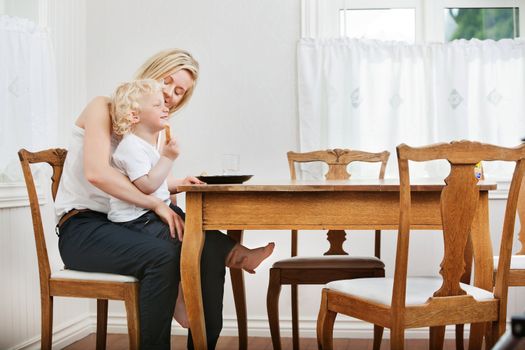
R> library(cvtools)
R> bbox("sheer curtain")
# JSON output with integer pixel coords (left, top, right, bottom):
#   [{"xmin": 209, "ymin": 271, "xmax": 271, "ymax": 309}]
[
  {"xmin": 298, "ymin": 38, "xmax": 525, "ymax": 179},
  {"xmin": 0, "ymin": 15, "xmax": 57, "ymax": 182}
]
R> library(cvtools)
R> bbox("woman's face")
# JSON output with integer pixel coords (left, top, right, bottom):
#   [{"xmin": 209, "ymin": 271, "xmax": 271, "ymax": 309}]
[{"xmin": 162, "ymin": 69, "xmax": 194, "ymax": 109}]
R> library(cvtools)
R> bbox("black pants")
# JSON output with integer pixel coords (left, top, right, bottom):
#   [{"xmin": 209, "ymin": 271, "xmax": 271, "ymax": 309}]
[{"xmin": 58, "ymin": 205, "xmax": 236, "ymax": 350}]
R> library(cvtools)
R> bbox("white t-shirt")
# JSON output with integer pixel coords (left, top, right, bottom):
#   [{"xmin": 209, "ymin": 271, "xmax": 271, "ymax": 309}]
[
  {"xmin": 55, "ymin": 125, "xmax": 116, "ymax": 218},
  {"xmin": 108, "ymin": 133, "xmax": 170, "ymax": 222}
]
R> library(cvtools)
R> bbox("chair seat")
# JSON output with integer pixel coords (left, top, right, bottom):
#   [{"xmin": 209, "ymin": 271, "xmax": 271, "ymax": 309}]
[
  {"xmin": 272, "ymin": 256, "xmax": 384, "ymax": 269},
  {"xmin": 51, "ymin": 269, "xmax": 138, "ymax": 282},
  {"xmin": 493, "ymin": 255, "xmax": 525, "ymax": 269},
  {"xmin": 326, "ymin": 277, "xmax": 494, "ymax": 306}
]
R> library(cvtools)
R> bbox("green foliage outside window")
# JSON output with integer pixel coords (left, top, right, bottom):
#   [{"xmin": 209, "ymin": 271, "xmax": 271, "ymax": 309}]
[{"xmin": 448, "ymin": 8, "xmax": 519, "ymax": 41}]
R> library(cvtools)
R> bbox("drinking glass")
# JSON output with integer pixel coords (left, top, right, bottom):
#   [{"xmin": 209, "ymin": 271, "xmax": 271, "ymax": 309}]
[{"xmin": 222, "ymin": 154, "xmax": 240, "ymax": 175}]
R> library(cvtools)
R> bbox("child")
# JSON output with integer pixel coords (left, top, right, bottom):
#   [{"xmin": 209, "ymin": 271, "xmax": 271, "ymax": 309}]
[{"xmin": 108, "ymin": 79, "xmax": 274, "ymax": 328}]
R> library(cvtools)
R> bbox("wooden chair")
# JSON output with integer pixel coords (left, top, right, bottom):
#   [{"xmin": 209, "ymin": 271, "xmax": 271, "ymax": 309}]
[
  {"xmin": 455, "ymin": 168, "xmax": 525, "ymax": 350},
  {"xmin": 317, "ymin": 141, "xmax": 525, "ymax": 350},
  {"xmin": 18, "ymin": 148, "xmax": 140, "ymax": 350},
  {"xmin": 494, "ymin": 179, "xmax": 525, "ymax": 286},
  {"xmin": 266, "ymin": 148, "xmax": 390, "ymax": 350}
]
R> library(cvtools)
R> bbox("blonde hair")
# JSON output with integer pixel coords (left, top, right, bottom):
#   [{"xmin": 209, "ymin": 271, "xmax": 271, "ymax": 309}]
[
  {"xmin": 135, "ymin": 48, "xmax": 199, "ymax": 114},
  {"xmin": 110, "ymin": 79, "xmax": 162, "ymax": 136}
]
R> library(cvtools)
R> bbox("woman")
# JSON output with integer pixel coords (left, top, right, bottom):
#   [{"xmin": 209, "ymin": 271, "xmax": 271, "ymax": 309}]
[{"xmin": 55, "ymin": 49, "xmax": 234, "ymax": 350}]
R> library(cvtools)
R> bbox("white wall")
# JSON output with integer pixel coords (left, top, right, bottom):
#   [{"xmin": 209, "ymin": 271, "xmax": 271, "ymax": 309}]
[{"xmin": 84, "ymin": 0, "xmax": 302, "ymax": 338}]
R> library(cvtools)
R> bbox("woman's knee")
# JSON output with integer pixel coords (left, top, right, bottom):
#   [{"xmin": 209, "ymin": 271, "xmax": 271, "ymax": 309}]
[{"xmin": 147, "ymin": 240, "xmax": 181, "ymax": 275}]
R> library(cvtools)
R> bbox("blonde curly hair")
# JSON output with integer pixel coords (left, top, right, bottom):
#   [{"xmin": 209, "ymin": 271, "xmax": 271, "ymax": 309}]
[{"xmin": 110, "ymin": 79, "xmax": 162, "ymax": 136}]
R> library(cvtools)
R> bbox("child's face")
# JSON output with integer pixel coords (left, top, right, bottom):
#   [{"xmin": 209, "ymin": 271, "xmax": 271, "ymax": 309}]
[{"xmin": 137, "ymin": 92, "xmax": 170, "ymax": 132}]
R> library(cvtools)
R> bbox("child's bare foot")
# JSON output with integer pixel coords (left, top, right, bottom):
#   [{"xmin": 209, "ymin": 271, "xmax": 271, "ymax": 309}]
[
  {"xmin": 173, "ymin": 286, "xmax": 189, "ymax": 328},
  {"xmin": 226, "ymin": 242, "xmax": 275, "ymax": 274}
]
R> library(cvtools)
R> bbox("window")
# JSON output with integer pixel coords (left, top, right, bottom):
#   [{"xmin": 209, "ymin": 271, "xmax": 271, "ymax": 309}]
[
  {"xmin": 444, "ymin": 7, "xmax": 519, "ymax": 41},
  {"xmin": 0, "ymin": 0, "xmax": 51, "ymax": 207},
  {"xmin": 302, "ymin": 0, "xmax": 525, "ymax": 42},
  {"xmin": 340, "ymin": 8, "xmax": 416, "ymax": 42}
]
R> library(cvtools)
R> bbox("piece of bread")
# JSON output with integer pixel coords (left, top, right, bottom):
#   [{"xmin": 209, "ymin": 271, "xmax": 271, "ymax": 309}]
[{"xmin": 164, "ymin": 124, "xmax": 171, "ymax": 144}]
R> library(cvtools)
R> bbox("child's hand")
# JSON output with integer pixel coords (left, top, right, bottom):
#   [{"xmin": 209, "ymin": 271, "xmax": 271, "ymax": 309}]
[{"xmin": 162, "ymin": 138, "xmax": 180, "ymax": 160}]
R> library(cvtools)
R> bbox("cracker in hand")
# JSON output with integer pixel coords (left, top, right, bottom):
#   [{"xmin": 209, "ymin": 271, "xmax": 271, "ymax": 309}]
[{"xmin": 164, "ymin": 124, "xmax": 172, "ymax": 144}]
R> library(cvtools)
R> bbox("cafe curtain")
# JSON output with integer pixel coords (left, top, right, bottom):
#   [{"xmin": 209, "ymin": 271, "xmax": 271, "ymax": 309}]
[
  {"xmin": 0, "ymin": 15, "xmax": 57, "ymax": 182},
  {"xmin": 298, "ymin": 38, "xmax": 525, "ymax": 179}
]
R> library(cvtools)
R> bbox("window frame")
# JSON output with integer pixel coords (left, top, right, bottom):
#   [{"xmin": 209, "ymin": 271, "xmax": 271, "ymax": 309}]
[{"xmin": 302, "ymin": 0, "xmax": 525, "ymax": 42}]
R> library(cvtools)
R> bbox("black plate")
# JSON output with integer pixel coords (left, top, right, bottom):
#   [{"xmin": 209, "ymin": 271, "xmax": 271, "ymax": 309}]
[{"xmin": 197, "ymin": 175, "xmax": 253, "ymax": 184}]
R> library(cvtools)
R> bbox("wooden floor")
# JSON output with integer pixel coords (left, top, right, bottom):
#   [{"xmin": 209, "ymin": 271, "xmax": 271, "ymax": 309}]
[{"xmin": 64, "ymin": 333, "xmax": 466, "ymax": 350}]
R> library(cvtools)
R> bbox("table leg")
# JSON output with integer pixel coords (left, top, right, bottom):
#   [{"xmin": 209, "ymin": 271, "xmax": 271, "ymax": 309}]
[
  {"xmin": 181, "ymin": 193, "xmax": 207, "ymax": 349},
  {"xmin": 227, "ymin": 230, "xmax": 248, "ymax": 350},
  {"xmin": 469, "ymin": 192, "xmax": 493, "ymax": 349}
]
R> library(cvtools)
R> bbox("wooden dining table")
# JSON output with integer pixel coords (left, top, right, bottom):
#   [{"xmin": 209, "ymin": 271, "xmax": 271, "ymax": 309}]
[{"xmin": 178, "ymin": 178, "xmax": 497, "ymax": 349}]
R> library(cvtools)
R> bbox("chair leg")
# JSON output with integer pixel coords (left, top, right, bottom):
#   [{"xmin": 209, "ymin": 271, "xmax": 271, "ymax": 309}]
[
  {"xmin": 485, "ymin": 321, "xmax": 501, "ymax": 349},
  {"xmin": 96, "ymin": 299, "xmax": 108, "ymax": 350},
  {"xmin": 390, "ymin": 326, "xmax": 404, "ymax": 350},
  {"xmin": 124, "ymin": 284, "xmax": 140, "ymax": 350},
  {"xmin": 375, "ymin": 229, "xmax": 381, "ymax": 259},
  {"xmin": 467, "ymin": 322, "xmax": 484, "ymax": 350},
  {"xmin": 429, "ymin": 326, "xmax": 445, "ymax": 350},
  {"xmin": 373, "ymin": 324, "xmax": 384, "ymax": 350},
  {"xmin": 317, "ymin": 289, "xmax": 336, "ymax": 350},
  {"xmin": 230, "ymin": 267, "xmax": 247, "ymax": 350},
  {"xmin": 228, "ymin": 229, "xmax": 247, "ymax": 350},
  {"xmin": 267, "ymin": 268, "xmax": 282, "ymax": 350},
  {"xmin": 291, "ymin": 284, "xmax": 300, "ymax": 350},
  {"xmin": 41, "ymin": 295, "xmax": 53, "ymax": 350},
  {"xmin": 455, "ymin": 324, "xmax": 465, "ymax": 350}
]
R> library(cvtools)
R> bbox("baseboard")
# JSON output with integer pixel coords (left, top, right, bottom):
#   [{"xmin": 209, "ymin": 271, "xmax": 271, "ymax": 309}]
[
  {"xmin": 11, "ymin": 314, "xmax": 93, "ymax": 350},
  {"xmin": 105, "ymin": 313, "xmax": 473, "ymax": 339},
  {"xmin": 14, "ymin": 312, "xmax": 505, "ymax": 349}
]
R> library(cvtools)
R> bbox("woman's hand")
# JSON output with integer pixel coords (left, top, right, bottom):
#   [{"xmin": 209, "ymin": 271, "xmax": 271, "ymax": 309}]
[
  {"xmin": 167, "ymin": 175, "xmax": 205, "ymax": 195},
  {"xmin": 181, "ymin": 176, "xmax": 205, "ymax": 185},
  {"xmin": 153, "ymin": 201, "xmax": 184, "ymax": 241}
]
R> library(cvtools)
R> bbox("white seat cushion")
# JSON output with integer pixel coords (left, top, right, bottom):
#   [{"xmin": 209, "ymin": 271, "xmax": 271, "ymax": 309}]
[
  {"xmin": 494, "ymin": 255, "xmax": 525, "ymax": 270},
  {"xmin": 51, "ymin": 269, "xmax": 138, "ymax": 283},
  {"xmin": 326, "ymin": 277, "xmax": 494, "ymax": 306}
]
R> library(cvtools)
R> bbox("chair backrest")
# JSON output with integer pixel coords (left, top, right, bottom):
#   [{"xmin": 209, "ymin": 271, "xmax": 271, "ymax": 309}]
[
  {"xmin": 18, "ymin": 148, "xmax": 68, "ymax": 291},
  {"xmin": 479, "ymin": 163, "xmax": 525, "ymax": 256},
  {"xmin": 287, "ymin": 149, "xmax": 390, "ymax": 256},
  {"xmin": 515, "ymin": 180, "xmax": 525, "ymax": 255},
  {"xmin": 287, "ymin": 148, "xmax": 389, "ymax": 181},
  {"xmin": 394, "ymin": 141, "xmax": 525, "ymax": 310}
]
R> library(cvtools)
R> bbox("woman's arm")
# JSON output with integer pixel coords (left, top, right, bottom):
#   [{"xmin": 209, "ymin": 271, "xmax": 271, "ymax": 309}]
[{"xmin": 79, "ymin": 97, "xmax": 183, "ymax": 238}]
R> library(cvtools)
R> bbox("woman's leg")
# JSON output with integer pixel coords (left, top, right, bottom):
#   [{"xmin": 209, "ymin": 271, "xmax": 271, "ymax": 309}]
[
  {"xmin": 174, "ymin": 283, "xmax": 189, "ymax": 328},
  {"xmin": 58, "ymin": 211, "xmax": 180, "ymax": 350},
  {"xmin": 120, "ymin": 211, "xmax": 189, "ymax": 329}
]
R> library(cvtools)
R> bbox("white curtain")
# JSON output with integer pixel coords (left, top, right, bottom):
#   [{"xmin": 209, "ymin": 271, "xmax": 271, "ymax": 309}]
[
  {"xmin": 298, "ymin": 38, "xmax": 525, "ymax": 179},
  {"xmin": 0, "ymin": 15, "xmax": 57, "ymax": 182}
]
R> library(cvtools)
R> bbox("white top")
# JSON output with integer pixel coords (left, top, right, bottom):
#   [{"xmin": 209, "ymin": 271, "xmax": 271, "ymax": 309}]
[
  {"xmin": 108, "ymin": 133, "xmax": 170, "ymax": 222},
  {"xmin": 55, "ymin": 125, "xmax": 116, "ymax": 218}
]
